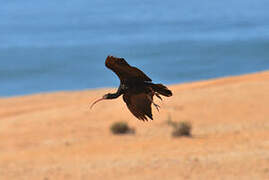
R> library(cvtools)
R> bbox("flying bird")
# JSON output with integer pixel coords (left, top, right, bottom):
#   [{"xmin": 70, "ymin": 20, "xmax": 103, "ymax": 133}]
[{"xmin": 90, "ymin": 56, "xmax": 172, "ymax": 121}]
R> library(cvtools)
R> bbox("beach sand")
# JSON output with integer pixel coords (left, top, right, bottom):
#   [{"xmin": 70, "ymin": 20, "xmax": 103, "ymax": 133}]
[{"xmin": 1, "ymin": 71, "xmax": 269, "ymax": 180}]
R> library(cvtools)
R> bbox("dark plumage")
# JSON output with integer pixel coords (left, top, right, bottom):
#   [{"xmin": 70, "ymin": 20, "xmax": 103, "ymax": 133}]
[{"xmin": 90, "ymin": 56, "xmax": 172, "ymax": 121}]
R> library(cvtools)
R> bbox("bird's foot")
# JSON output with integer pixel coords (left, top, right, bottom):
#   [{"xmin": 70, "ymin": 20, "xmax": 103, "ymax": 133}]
[{"xmin": 147, "ymin": 94, "xmax": 160, "ymax": 112}]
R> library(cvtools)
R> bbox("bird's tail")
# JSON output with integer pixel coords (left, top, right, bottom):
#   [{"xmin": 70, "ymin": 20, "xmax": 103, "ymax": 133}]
[{"xmin": 150, "ymin": 83, "xmax": 172, "ymax": 97}]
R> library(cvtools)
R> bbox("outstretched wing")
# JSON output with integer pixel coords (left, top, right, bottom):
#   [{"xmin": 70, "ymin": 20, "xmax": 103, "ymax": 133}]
[
  {"xmin": 105, "ymin": 56, "xmax": 152, "ymax": 83},
  {"xmin": 123, "ymin": 92, "xmax": 153, "ymax": 121}
]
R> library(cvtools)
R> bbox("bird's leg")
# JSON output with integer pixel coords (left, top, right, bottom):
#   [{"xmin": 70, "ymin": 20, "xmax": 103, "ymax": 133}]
[
  {"xmin": 147, "ymin": 88, "xmax": 162, "ymax": 111},
  {"xmin": 153, "ymin": 102, "xmax": 160, "ymax": 112},
  {"xmin": 147, "ymin": 94, "xmax": 160, "ymax": 112},
  {"xmin": 148, "ymin": 86, "xmax": 162, "ymax": 100},
  {"xmin": 155, "ymin": 93, "xmax": 162, "ymax": 101}
]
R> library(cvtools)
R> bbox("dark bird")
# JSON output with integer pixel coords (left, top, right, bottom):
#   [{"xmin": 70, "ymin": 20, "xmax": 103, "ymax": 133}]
[{"xmin": 90, "ymin": 56, "xmax": 172, "ymax": 121}]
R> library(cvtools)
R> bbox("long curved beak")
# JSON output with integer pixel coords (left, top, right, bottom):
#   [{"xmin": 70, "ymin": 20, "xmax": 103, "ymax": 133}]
[{"xmin": 90, "ymin": 97, "xmax": 106, "ymax": 109}]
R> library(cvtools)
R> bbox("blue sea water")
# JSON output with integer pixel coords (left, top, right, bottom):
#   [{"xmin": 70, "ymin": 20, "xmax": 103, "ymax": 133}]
[{"xmin": 1, "ymin": 0, "xmax": 269, "ymax": 97}]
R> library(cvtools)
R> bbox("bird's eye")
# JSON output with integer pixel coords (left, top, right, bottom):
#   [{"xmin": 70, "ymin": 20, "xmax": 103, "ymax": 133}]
[{"xmin": 118, "ymin": 58, "xmax": 125, "ymax": 64}]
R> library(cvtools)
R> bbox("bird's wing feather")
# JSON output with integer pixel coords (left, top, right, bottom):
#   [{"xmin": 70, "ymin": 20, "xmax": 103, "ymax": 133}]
[
  {"xmin": 105, "ymin": 56, "xmax": 152, "ymax": 83},
  {"xmin": 123, "ymin": 92, "xmax": 153, "ymax": 121}
]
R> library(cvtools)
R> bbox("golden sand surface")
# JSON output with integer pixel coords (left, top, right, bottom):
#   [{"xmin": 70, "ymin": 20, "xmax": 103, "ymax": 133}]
[{"xmin": 1, "ymin": 71, "xmax": 269, "ymax": 180}]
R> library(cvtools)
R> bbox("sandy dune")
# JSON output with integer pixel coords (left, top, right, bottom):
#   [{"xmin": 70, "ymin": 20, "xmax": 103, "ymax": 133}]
[{"xmin": 1, "ymin": 71, "xmax": 269, "ymax": 180}]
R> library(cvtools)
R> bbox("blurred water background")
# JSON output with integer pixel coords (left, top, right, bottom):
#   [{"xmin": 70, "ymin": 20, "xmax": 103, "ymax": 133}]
[{"xmin": 1, "ymin": 0, "xmax": 269, "ymax": 97}]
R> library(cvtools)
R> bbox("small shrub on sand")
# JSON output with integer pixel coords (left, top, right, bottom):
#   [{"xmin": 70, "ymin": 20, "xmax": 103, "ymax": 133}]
[
  {"xmin": 171, "ymin": 121, "xmax": 192, "ymax": 137},
  {"xmin": 166, "ymin": 116, "xmax": 192, "ymax": 137},
  {"xmin": 110, "ymin": 122, "xmax": 135, "ymax": 135}
]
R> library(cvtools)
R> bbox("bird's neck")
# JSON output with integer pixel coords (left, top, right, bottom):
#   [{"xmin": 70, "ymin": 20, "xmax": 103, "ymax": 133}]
[
  {"xmin": 108, "ymin": 92, "xmax": 121, "ymax": 99},
  {"xmin": 106, "ymin": 83, "xmax": 125, "ymax": 99}
]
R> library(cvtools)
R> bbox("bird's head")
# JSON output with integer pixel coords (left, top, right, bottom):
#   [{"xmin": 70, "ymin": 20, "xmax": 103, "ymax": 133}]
[
  {"xmin": 105, "ymin": 55, "xmax": 130, "ymax": 70},
  {"xmin": 90, "ymin": 93, "xmax": 113, "ymax": 109}
]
